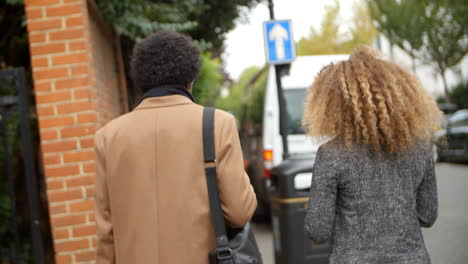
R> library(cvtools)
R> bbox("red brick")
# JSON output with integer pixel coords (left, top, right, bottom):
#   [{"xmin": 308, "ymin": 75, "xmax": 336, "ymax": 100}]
[
  {"xmin": 49, "ymin": 29, "xmax": 84, "ymax": 41},
  {"xmin": 80, "ymin": 137, "xmax": 94, "ymax": 149},
  {"xmin": 68, "ymin": 41, "xmax": 86, "ymax": 51},
  {"xmin": 40, "ymin": 130, "xmax": 58, "ymax": 140},
  {"xmin": 85, "ymin": 187, "xmax": 95, "ymax": 198},
  {"xmin": 45, "ymin": 165, "xmax": 80, "ymax": 178},
  {"xmin": 44, "ymin": 154, "xmax": 61, "ymax": 165},
  {"xmin": 88, "ymin": 212, "xmax": 95, "ymax": 222},
  {"xmin": 42, "ymin": 141, "xmax": 76, "ymax": 153},
  {"xmin": 46, "ymin": 179, "xmax": 64, "ymax": 190},
  {"xmin": 77, "ymin": 113, "xmax": 97, "ymax": 123},
  {"xmin": 35, "ymin": 81, "xmax": 52, "ymax": 92},
  {"xmin": 66, "ymin": 15, "xmax": 84, "ymax": 27},
  {"xmin": 36, "ymin": 105, "xmax": 54, "ymax": 116},
  {"xmin": 54, "ymin": 239, "xmax": 88, "ymax": 252},
  {"xmin": 50, "ymin": 204, "xmax": 67, "ymax": 215},
  {"xmin": 53, "ymin": 229, "xmax": 69, "ymax": 240},
  {"xmin": 52, "ymin": 214, "xmax": 86, "ymax": 228},
  {"xmin": 69, "ymin": 200, "xmax": 95, "ymax": 213},
  {"xmin": 29, "ymin": 33, "xmax": 46, "ymax": 43},
  {"xmin": 73, "ymin": 89, "xmax": 92, "ymax": 100},
  {"xmin": 63, "ymin": 151, "xmax": 95, "ymax": 163},
  {"xmin": 36, "ymin": 90, "xmax": 70, "ymax": 104},
  {"xmin": 52, "ymin": 53, "xmax": 87, "ymax": 66},
  {"xmin": 30, "ymin": 43, "xmax": 65, "ymax": 56},
  {"xmin": 32, "ymin": 57, "xmax": 48, "ymax": 68},
  {"xmin": 48, "ymin": 189, "xmax": 82, "ymax": 203},
  {"xmin": 27, "ymin": 18, "xmax": 62, "ymax": 31},
  {"xmin": 66, "ymin": 175, "xmax": 95, "ymax": 188},
  {"xmin": 34, "ymin": 68, "xmax": 68, "ymax": 81},
  {"xmin": 73, "ymin": 224, "xmax": 96, "ymax": 237},
  {"xmin": 25, "ymin": 0, "xmax": 61, "ymax": 7},
  {"xmin": 75, "ymin": 250, "xmax": 95, "ymax": 262},
  {"xmin": 71, "ymin": 65, "xmax": 89, "ymax": 75},
  {"xmin": 61, "ymin": 126, "xmax": 96, "ymax": 138},
  {"xmin": 83, "ymin": 162, "xmax": 96, "ymax": 173},
  {"xmin": 26, "ymin": 8, "xmax": 43, "ymax": 19},
  {"xmin": 55, "ymin": 254, "xmax": 72, "ymax": 264},
  {"xmin": 57, "ymin": 101, "xmax": 92, "ymax": 114},
  {"xmin": 56, "ymin": 77, "xmax": 89, "ymax": 90},
  {"xmin": 46, "ymin": 4, "xmax": 81, "ymax": 17},
  {"xmin": 39, "ymin": 116, "xmax": 74, "ymax": 129}
]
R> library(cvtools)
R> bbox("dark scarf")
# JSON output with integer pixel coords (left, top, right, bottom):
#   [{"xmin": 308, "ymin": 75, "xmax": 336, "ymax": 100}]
[{"xmin": 137, "ymin": 84, "xmax": 195, "ymax": 107}]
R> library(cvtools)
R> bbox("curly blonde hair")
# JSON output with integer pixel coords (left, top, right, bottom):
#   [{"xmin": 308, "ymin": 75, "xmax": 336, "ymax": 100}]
[{"xmin": 302, "ymin": 46, "xmax": 443, "ymax": 153}]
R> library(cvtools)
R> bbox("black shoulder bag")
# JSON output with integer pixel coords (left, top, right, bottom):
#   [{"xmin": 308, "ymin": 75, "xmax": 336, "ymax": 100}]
[{"xmin": 202, "ymin": 107, "xmax": 263, "ymax": 264}]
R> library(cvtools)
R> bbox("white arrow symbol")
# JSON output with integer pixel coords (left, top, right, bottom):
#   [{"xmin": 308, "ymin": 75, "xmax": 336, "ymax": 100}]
[{"xmin": 269, "ymin": 23, "xmax": 289, "ymax": 60}]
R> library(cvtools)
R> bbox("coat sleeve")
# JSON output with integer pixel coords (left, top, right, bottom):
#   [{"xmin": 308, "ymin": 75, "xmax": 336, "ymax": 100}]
[
  {"xmin": 417, "ymin": 152, "xmax": 438, "ymax": 227},
  {"xmin": 216, "ymin": 113, "xmax": 257, "ymax": 228},
  {"xmin": 94, "ymin": 131, "xmax": 116, "ymax": 264},
  {"xmin": 304, "ymin": 146, "xmax": 338, "ymax": 243}
]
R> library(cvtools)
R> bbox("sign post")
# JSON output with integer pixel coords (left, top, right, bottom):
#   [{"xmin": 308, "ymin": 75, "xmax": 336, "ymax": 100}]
[{"xmin": 264, "ymin": 0, "xmax": 296, "ymax": 160}]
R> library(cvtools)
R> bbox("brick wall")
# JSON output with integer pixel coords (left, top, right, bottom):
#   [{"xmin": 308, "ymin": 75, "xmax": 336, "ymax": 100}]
[{"xmin": 24, "ymin": 0, "xmax": 127, "ymax": 263}]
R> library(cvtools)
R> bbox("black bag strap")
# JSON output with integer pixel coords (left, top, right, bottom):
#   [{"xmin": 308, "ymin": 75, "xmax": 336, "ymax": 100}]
[{"xmin": 203, "ymin": 107, "xmax": 229, "ymax": 248}]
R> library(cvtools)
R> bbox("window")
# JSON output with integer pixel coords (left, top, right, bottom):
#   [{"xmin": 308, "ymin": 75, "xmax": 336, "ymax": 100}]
[{"xmin": 284, "ymin": 88, "xmax": 307, "ymax": 134}]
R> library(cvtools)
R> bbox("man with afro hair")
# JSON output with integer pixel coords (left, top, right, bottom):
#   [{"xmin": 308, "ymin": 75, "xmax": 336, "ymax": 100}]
[{"xmin": 94, "ymin": 31, "xmax": 257, "ymax": 264}]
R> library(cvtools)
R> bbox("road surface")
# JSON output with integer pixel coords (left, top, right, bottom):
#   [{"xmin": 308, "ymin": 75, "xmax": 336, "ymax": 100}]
[{"xmin": 253, "ymin": 162, "xmax": 468, "ymax": 264}]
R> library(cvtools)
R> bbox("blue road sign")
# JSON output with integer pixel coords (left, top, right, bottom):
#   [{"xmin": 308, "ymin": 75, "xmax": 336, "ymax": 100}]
[{"xmin": 263, "ymin": 20, "xmax": 296, "ymax": 64}]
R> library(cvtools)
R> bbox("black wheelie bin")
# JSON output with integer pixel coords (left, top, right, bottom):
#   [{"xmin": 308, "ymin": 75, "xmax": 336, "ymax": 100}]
[{"xmin": 269, "ymin": 156, "xmax": 332, "ymax": 264}]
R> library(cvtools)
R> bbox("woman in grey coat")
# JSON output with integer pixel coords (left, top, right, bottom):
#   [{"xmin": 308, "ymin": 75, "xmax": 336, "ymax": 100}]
[{"xmin": 302, "ymin": 47, "xmax": 442, "ymax": 264}]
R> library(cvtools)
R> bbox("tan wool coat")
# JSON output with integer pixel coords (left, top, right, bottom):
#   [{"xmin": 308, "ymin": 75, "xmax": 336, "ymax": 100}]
[{"xmin": 94, "ymin": 95, "xmax": 257, "ymax": 264}]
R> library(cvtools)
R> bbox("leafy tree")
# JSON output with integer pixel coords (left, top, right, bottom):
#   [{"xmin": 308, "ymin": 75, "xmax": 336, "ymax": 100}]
[
  {"xmin": 215, "ymin": 67, "xmax": 259, "ymax": 117},
  {"xmin": 369, "ymin": 0, "xmax": 468, "ymax": 101},
  {"xmin": 0, "ymin": 0, "xmax": 29, "ymax": 69},
  {"xmin": 420, "ymin": 1, "xmax": 467, "ymax": 101},
  {"xmin": 297, "ymin": 1, "xmax": 377, "ymax": 56},
  {"xmin": 345, "ymin": 1, "xmax": 379, "ymax": 51},
  {"xmin": 243, "ymin": 68, "xmax": 267, "ymax": 124},
  {"xmin": 215, "ymin": 66, "xmax": 267, "ymax": 124},
  {"xmin": 297, "ymin": 3, "xmax": 341, "ymax": 55},
  {"xmin": 437, "ymin": 80, "xmax": 468, "ymax": 109},
  {"xmin": 94, "ymin": 1, "xmax": 196, "ymax": 41},
  {"xmin": 185, "ymin": 0, "xmax": 262, "ymax": 56},
  {"xmin": 93, "ymin": 0, "xmax": 262, "ymax": 106},
  {"xmin": 192, "ymin": 53, "xmax": 223, "ymax": 106},
  {"xmin": 94, "ymin": 0, "xmax": 262, "ymax": 53},
  {"xmin": 368, "ymin": 0, "xmax": 425, "ymax": 72}
]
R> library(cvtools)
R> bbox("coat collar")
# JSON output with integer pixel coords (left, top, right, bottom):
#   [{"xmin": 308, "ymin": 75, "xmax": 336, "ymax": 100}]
[{"xmin": 133, "ymin": 95, "xmax": 194, "ymax": 111}]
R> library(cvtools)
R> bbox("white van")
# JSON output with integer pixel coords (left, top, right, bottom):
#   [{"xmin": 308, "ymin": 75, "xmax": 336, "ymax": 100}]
[{"xmin": 252, "ymin": 55, "xmax": 348, "ymax": 219}]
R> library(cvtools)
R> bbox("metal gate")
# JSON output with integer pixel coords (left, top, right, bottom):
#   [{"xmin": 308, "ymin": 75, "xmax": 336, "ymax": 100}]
[{"xmin": 0, "ymin": 68, "xmax": 45, "ymax": 264}]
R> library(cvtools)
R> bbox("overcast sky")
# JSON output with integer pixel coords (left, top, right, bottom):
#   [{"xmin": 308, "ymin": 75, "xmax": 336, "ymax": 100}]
[{"xmin": 223, "ymin": 0, "xmax": 356, "ymax": 80}]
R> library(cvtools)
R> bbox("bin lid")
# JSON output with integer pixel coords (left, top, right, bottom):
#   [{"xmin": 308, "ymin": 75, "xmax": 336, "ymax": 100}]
[{"xmin": 271, "ymin": 155, "xmax": 315, "ymax": 177}]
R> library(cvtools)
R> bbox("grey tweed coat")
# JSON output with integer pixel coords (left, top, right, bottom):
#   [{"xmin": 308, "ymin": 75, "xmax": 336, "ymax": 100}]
[{"xmin": 305, "ymin": 140, "xmax": 437, "ymax": 264}]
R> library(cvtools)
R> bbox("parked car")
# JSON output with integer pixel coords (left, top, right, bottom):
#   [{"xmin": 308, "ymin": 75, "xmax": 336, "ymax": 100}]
[
  {"xmin": 438, "ymin": 103, "xmax": 459, "ymax": 128},
  {"xmin": 247, "ymin": 55, "xmax": 348, "ymax": 221},
  {"xmin": 434, "ymin": 109, "xmax": 468, "ymax": 163}
]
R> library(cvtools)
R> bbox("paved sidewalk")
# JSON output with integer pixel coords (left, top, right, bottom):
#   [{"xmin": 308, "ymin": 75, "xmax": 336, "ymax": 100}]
[
  {"xmin": 253, "ymin": 163, "xmax": 468, "ymax": 264},
  {"xmin": 252, "ymin": 223, "xmax": 274, "ymax": 263},
  {"xmin": 422, "ymin": 163, "xmax": 468, "ymax": 264}
]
